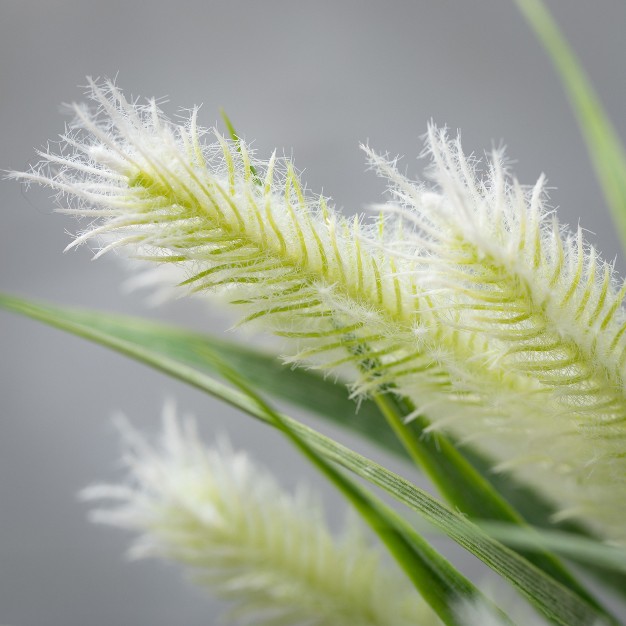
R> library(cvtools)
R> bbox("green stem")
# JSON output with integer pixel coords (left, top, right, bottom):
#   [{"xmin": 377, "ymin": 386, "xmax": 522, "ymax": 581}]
[
  {"xmin": 0, "ymin": 292, "xmax": 609, "ymax": 626},
  {"xmin": 206, "ymin": 355, "xmax": 509, "ymax": 626},
  {"xmin": 516, "ymin": 0, "xmax": 626, "ymax": 256},
  {"xmin": 373, "ymin": 393, "xmax": 524, "ymax": 520},
  {"xmin": 373, "ymin": 392, "xmax": 616, "ymax": 620}
]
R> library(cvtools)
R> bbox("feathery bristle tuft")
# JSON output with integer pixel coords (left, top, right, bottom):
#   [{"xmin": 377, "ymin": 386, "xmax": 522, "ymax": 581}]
[
  {"xmin": 81, "ymin": 404, "xmax": 433, "ymax": 626},
  {"xmin": 14, "ymin": 81, "xmax": 626, "ymax": 543},
  {"xmin": 365, "ymin": 125, "xmax": 626, "ymax": 542}
]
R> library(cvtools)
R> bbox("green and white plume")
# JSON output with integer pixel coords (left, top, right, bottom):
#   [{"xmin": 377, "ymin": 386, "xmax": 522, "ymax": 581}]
[
  {"xmin": 81, "ymin": 404, "xmax": 432, "ymax": 626},
  {"xmin": 14, "ymin": 79, "xmax": 626, "ymax": 543},
  {"xmin": 366, "ymin": 128, "xmax": 626, "ymax": 542}
]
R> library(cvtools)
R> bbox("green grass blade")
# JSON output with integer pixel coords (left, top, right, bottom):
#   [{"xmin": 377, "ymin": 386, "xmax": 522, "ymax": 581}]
[
  {"xmin": 372, "ymin": 393, "xmax": 610, "ymax": 614},
  {"xmin": 202, "ymin": 350, "xmax": 506, "ymax": 626},
  {"xmin": 0, "ymin": 295, "xmax": 571, "ymax": 513},
  {"xmin": 0, "ymin": 297, "xmax": 583, "ymax": 509},
  {"xmin": 478, "ymin": 522, "xmax": 626, "ymax": 575},
  {"xmin": 516, "ymin": 0, "xmax": 626, "ymax": 253},
  {"xmin": 0, "ymin": 292, "xmax": 614, "ymax": 626},
  {"xmin": 1, "ymin": 294, "xmax": 407, "ymax": 455},
  {"xmin": 2, "ymin": 293, "xmax": 623, "ymax": 597}
]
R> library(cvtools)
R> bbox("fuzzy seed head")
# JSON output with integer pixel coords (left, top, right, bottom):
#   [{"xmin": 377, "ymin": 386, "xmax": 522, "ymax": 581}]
[
  {"xmin": 14, "ymin": 80, "xmax": 626, "ymax": 543},
  {"xmin": 81, "ymin": 404, "xmax": 433, "ymax": 626},
  {"xmin": 366, "ymin": 126, "xmax": 626, "ymax": 542}
]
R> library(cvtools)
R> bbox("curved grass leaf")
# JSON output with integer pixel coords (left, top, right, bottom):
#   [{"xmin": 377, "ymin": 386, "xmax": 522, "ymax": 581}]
[
  {"xmin": 369, "ymin": 393, "xmax": 609, "ymax": 614},
  {"xmin": 204, "ymin": 349, "xmax": 506, "ymax": 626},
  {"xmin": 477, "ymin": 522, "xmax": 626, "ymax": 576},
  {"xmin": 0, "ymin": 292, "xmax": 615, "ymax": 626},
  {"xmin": 2, "ymin": 291, "xmax": 621, "ymax": 600},
  {"xmin": 516, "ymin": 0, "xmax": 626, "ymax": 253}
]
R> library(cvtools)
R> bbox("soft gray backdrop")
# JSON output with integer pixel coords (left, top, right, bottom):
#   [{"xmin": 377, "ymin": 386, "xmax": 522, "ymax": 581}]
[{"xmin": 2, "ymin": 2, "xmax": 626, "ymax": 624}]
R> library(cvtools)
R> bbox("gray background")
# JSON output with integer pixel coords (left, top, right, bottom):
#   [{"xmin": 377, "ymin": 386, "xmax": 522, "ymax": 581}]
[{"xmin": 2, "ymin": 1, "xmax": 626, "ymax": 624}]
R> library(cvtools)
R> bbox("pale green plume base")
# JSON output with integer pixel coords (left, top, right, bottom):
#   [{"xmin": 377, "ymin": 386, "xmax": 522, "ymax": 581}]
[
  {"xmin": 84, "ymin": 404, "xmax": 564, "ymax": 626},
  {"xmin": 13, "ymin": 79, "xmax": 626, "ymax": 544},
  {"xmin": 82, "ymin": 404, "xmax": 436, "ymax": 626}
]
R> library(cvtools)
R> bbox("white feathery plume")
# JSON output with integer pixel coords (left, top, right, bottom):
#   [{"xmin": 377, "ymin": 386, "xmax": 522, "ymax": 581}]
[
  {"xmin": 11, "ymin": 79, "xmax": 514, "ymax": 433},
  {"xmin": 81, "ymin": 404, "xmax": 435, "ymax": 626},
  {"xmin": 12, "ymin": 80, "xmax": 626, "ymax": 542},
  {"xmin": 11, "ymin": 81, "xmax": 432, "ymax": 386},
  {"xmin": 365, "ymin": 125, "xmax": 626, "ymax": 543}
]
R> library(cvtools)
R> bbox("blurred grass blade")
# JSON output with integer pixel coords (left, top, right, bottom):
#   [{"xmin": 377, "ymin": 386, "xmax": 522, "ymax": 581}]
[
  {"xmin": 0, "ymin": 293, "xmax": 407, "ymax": 455},
  {"xmin": 516, "ymin": 0, "xmax": 626, "ymax": 253},
  {"xmin": 478, "ymin": 522, "xmax": 626, "ymax": 575},
  {"xmin": 0, "ymin": 292, "xmax": 615, "ymax": 626},
  {"xmin": 369, "ymin": 392, "xmax": 607, "ymax": 612},
  {"xmin": 202, "ymin": 349, "xmax": 505, "ymax": 626},
  {"xmin": 5, "ymin": 294, "xmax": 620, "ymax": 604}
]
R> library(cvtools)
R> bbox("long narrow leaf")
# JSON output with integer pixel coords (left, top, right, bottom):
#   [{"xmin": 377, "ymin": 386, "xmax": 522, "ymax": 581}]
[
  {"xmin": 370, "ymin": 392, "xmax": 608, "ymax": 613},
  {"xmin": 0, "ymin": 292, "xmax": 613, "ymax": 626},
  {"xmin": 2, "ymin": 294, "xmax": 406, "ymax": 454},
  {"xmin": 3, "ymin": 291, "xmax": 621, "ymax": 599},
  {"xmin": 477, "ymin": 523, "xmax": 626, "ymax": 575},
  {"xmin": 202, "ymin": 349, "xmax": 505, "ymax": 626},
  {"xmin": 516, "ymin": 0, "xmax": 626, "ymax": 253}
]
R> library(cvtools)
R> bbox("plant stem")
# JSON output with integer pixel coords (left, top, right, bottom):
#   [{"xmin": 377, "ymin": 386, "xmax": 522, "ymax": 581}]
[{"xmin": 372, "ymin": 391, "xmax": 616, "ymax": 620}]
